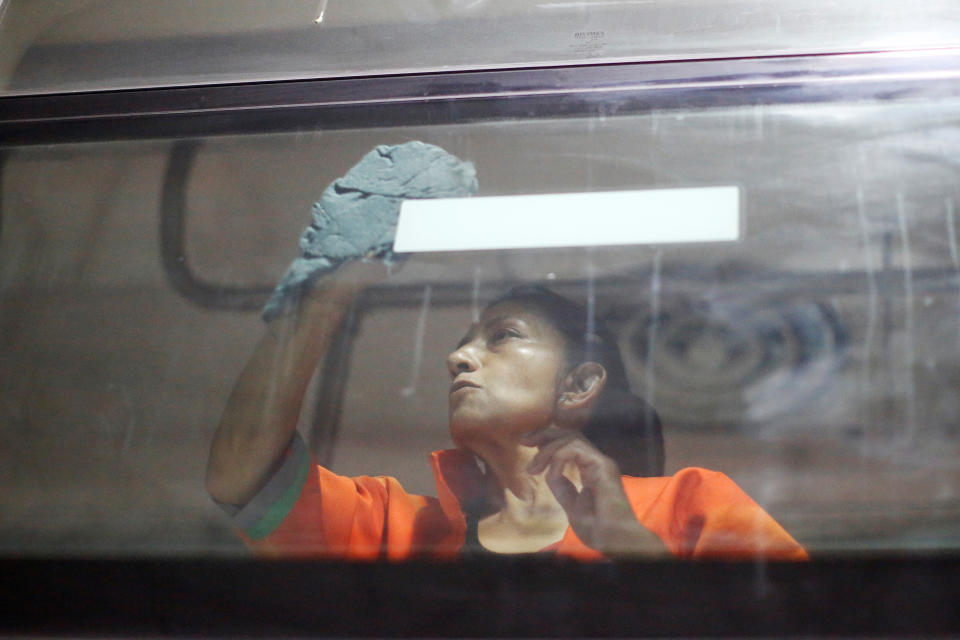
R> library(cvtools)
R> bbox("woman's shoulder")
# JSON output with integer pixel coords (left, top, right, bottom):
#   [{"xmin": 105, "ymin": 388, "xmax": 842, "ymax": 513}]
[
  {"xmin": 621, "ymin": 466, "xmax": 728, "ymax": 484},
  {"xmin": 620, "ymin": 466, "xmax": 744, "ymax": 507},
  {"xmin": 621, "ymin": 467, "xmax": 808, "ymax": 559}
]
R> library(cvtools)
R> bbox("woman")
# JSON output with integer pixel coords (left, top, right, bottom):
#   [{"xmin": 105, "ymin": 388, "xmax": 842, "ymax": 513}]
[{"xmin": 206, "ymin": 260, "xmax": 807, "ymax": 560}]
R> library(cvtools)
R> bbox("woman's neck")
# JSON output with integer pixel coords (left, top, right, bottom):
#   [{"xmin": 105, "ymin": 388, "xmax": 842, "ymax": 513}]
[
  {"xmin": 470, "ymin": 439, "xmax": 582, "ymax": 553},
  {"xmin": 480, "ymin": 442, "xmax": 540, "ymax": 500}
]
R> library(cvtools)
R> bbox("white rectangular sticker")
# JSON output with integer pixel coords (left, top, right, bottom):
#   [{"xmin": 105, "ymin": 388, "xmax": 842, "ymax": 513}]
[{"xmin": 393, "ymin": 187, "xmax": 740, "ymax": 252}]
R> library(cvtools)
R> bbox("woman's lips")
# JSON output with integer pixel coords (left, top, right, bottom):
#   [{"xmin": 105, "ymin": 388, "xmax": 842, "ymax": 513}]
[{"xmin": 449, "ymin": 379, "xmax": 480, "ymax": 394}]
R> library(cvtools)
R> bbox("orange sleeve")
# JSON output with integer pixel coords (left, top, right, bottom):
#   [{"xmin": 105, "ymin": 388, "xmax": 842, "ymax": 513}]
[
  {"xmin": 637, "ymin": 468, "xmax": 808, "ymax": 560},
  {"xmin": 226, "ymin": 433, "xmax": 430, "ymax": 559}
]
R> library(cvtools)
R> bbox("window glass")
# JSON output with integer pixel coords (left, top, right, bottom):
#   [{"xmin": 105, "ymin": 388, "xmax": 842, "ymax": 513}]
[
  {"xmin": 2, "ymin": 95, "xmax": 960, "ymax": 556},
  {"xmin": 2, "ymin": 0, "xmax": 960, "ymax": 94}
]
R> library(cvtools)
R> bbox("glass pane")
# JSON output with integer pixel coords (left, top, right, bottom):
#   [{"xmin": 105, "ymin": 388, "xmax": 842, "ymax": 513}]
[
  {"xmin": 2, "ymin": 0, "xmax": 960, "ymax": 95},
  {"xmin": 3, "ymin": 93, "xmax": 960, "ymax": 557}
]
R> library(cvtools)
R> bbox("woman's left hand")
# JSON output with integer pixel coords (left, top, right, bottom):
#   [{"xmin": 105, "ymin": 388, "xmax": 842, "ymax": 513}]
[{"xmin": 524, "ymin": 428, "xmax": 667, "ymax": 556}]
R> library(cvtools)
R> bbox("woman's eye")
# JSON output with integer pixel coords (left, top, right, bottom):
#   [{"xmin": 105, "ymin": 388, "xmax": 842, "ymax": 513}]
[{"xmin": 492, "ymin": 328, "xmax": 520, "ymax": 343}]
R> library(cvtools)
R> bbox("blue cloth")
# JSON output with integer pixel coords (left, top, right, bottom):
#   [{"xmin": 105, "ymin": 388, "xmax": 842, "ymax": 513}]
[{"xmin": 263, "ymin": 141, "xmax": 478, "ymax": 320}]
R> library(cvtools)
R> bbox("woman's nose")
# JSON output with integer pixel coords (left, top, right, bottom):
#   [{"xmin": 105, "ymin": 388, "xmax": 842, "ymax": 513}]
[{"xmin": 446, "ymin": 345, "xmax": 479, "ymax": 376}]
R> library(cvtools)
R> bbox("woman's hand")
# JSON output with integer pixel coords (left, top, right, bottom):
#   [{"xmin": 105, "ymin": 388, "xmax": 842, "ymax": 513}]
[
  {"xmin": 276, "ymin": 256, "xmax": 399, "ymax": 332},
  {"xmin": 524, "ymin": 428, "xmax": 667, "ymax": 556}
]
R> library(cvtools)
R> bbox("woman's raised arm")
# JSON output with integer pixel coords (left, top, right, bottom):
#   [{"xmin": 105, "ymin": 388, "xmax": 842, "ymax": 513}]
[{"xmin": 205, "ymin": 260, "xmax": 389, "ymax": 507}]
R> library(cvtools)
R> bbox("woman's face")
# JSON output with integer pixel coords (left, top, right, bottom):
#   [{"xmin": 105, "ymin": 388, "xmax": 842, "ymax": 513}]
[{"xmin": 446, "ymin": 301, "xmax": 569, "ymax": 449}]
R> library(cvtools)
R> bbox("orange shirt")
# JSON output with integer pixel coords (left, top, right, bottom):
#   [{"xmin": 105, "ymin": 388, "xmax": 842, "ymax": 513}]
[{"xmin": 227, "ymin": 434, "xmax": 807, "ymax": 561}]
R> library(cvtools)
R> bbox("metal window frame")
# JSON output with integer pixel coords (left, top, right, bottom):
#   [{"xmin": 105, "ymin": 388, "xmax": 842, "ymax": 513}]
[{"xmin": 3, "ymin": 49, "xmax": 960, "ymax": 145}]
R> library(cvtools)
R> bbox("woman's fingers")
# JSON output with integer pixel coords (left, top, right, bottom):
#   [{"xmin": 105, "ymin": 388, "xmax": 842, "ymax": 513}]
[
  {"xmin": 525, "ymin": 429, "xmax": 668, "ymax": 555},
  {"xmin": 531, "ymin": 436, "xmax": 618, "ymax": 484},
  {"xmin": 525, "ymin": 431, "xmax": 578, "ymax": 475},
  {"xmin": 544, "ymin": 467, "xmax": 580, "ymax": 514},
  {"xmin": 521, "ymin": 425, "xmax": 573, "ymax": 448}
]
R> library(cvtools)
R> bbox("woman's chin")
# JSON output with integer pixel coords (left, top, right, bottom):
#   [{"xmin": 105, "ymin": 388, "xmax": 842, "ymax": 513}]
[
  {"xmin": 448, "ymin": 422, "xmax": 479, "ymax": 449},
  {"xmin": 449, "ymin": 419, "xmax": 501, "ymax": 452},
  {"xmin": 450, "ymin": 425, "xmax": 528, "ymax": 460}
]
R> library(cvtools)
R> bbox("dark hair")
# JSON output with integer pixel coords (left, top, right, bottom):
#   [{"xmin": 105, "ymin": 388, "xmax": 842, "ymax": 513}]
[{"xmin": 489, "ymin": 285, "xmax": 665, "ymax": 477}]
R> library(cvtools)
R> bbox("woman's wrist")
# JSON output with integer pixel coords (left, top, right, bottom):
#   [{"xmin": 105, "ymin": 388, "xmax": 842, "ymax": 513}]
[{"xmin": 595, "ymin": 518, "xmax": 668, "ymax": 557}]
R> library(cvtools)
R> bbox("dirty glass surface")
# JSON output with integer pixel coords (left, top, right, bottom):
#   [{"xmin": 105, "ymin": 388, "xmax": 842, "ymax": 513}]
[
  {"xmin": 2, "ymin": 94, "xmax": 960, "ymax": 556},
  {"xmin": 2, "ymin": 0, "xmax": 960, "ymax": 94}
]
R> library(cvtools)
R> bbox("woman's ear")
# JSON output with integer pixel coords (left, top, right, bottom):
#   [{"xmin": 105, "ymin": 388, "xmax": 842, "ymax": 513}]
[{"xmin": 557, "ymin": 362, "xmax": 607, "ymax": 415}]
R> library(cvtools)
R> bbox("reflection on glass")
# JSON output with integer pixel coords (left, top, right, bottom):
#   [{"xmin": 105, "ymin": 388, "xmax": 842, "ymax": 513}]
[
  {"xmin": 393, "ymin": 187, "xmax": 740, "ymax": 252},
  {"xmin": 2, "ymin": 97, "xmax": 960, "ymax": 556}
]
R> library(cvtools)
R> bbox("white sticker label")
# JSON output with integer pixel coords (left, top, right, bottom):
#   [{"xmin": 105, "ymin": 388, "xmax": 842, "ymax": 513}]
[{"xmin": 393, "ymin": 186, "xmax": 740, "ymax": 252}]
